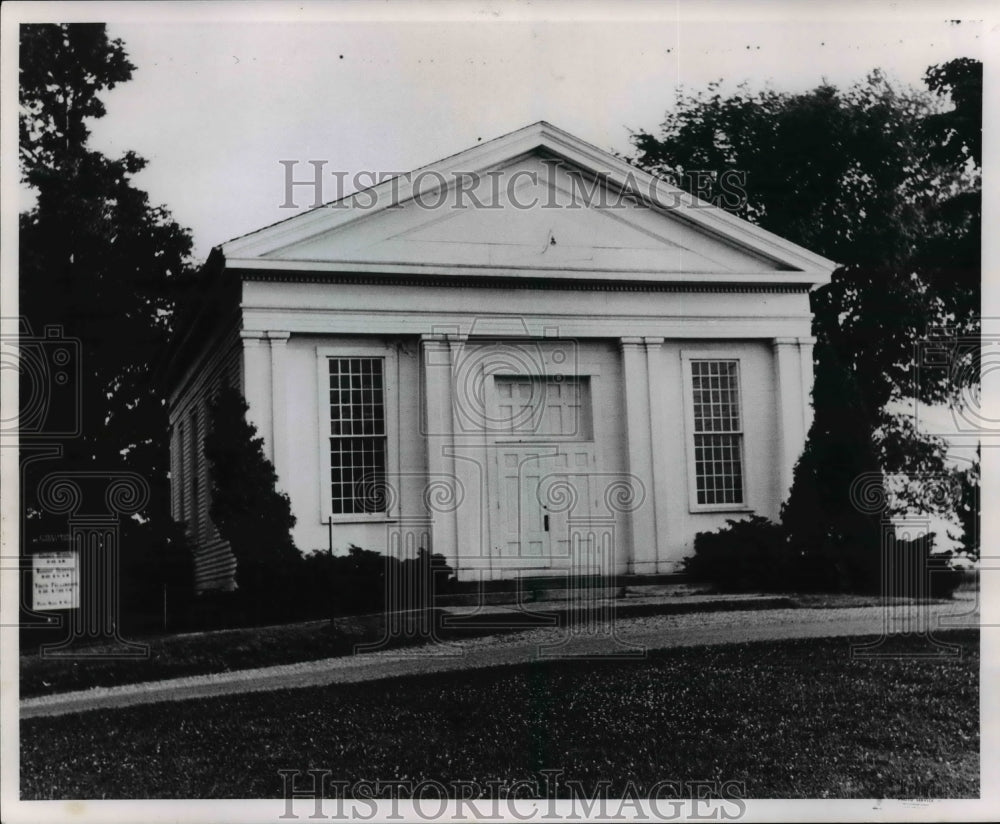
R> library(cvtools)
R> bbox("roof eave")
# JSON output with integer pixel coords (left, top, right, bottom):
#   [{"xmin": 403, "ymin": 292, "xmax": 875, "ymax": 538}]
[{"xmin": 226, "ymin": 255, "xmax": 833, "ymax": 289}]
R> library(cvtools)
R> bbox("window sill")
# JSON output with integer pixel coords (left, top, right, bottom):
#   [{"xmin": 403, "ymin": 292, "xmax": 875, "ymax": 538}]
[
  {"xmin": 492, "ymin": 437, "xmax": 596, "ymax": 445},
  {"xmin": 322, "ymin": 516, "xmax": 398, "ymax": 525},
  {"xmin": 688, "ymin": 504, "xmax": 753, "ymax": 515}
]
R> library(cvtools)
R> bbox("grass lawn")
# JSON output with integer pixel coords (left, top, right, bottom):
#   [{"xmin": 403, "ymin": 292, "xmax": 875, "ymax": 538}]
[
  {"xmin": 20, "ymin": 593, "xmax": 954, "ymax": 698},
  {"xmin": 21, "ymin": 630, "xmax": 978, "ymax": 799},
  {"xmin": 19, "ymin": 610, "xmax": 541, "ymax": 698}
]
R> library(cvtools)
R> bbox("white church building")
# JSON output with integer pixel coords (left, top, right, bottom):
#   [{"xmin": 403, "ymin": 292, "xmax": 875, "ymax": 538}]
[{"xmin": 167, "ymin": 122, "xmax": 835, "ymax": 591}]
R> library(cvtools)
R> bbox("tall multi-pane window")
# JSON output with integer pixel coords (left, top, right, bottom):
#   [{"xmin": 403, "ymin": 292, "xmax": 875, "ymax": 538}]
[
  {"xmin": 329, "ymin": 357, "xmax": 387, "ymax": 514},
  {"xmin": 690, "ymin": 360, "xmax": 744, "ymax": 505}
]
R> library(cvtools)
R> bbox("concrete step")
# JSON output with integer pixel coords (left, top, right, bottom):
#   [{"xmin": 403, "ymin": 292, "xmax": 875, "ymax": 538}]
[
  {"xmin": 436, "ymin": 586, "xmax": 623, "ymax": 607},
  {"xmin": 445, "ymin": 572, "xmax": 689, "ymax": 596},
  {"xmin": 620, "ymin": 582, "xmax": 714, "ymax": 598},
  {"xmin": 436, "ymin": 574, "xmax": 708, "ymax": 608},
  {"xmin": 439, "ymin": 594, "xmax": 797, "ymax": 630}
]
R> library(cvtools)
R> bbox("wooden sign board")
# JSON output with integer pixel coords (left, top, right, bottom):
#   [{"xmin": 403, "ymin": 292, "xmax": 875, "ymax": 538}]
[{"xmin": 32, "ymin": 551, "xmax": 79, "ymax": 611}]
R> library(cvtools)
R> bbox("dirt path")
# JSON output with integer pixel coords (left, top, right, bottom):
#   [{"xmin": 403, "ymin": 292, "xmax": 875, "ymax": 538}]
[{"xmin": 21, "ymin": 596, "xmax": 979, "ymax": 719}]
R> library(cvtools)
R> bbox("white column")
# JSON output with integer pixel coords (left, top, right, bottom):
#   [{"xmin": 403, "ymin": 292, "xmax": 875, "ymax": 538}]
[
  {"xmin": 240, "ymin": 331, "xmax": 273, "ymax": 461},
  {"xmin": 798, "ymin": 336, "xmax": 817, "ymax": 436},
  {"xmin": 773, "ymin": 337, "xmax": 807, "ymax": 503},
  {"xmin": 447, "ymin": 336, "xmax": 481, "ymax": 578},
  {"xmin": 267, "ymin": 331, "xmax": 291, "ymax": 489},
  {"xmin": 421, "ymin": 334, "xmax": 459, "ymax": 572},
  {"xmin": 644, "ymin": 337, "xmax": 666, "ymax": 572},
  {"xmin": 621, "ymin": 337, "xmax": 657, "ymax": 575}
]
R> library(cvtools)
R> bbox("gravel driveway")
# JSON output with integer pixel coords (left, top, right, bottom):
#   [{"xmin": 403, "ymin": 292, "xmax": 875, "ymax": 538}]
[{"xmin": 21, "ymin": 594, "xmax": 979, "ymax": 719}]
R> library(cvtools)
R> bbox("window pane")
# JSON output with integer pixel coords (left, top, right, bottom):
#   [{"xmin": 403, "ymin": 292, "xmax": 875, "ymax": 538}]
[
  {"xmin": 691, "ymin": 358, "xmax": 744, "ymax": 505},
  {"xmin": 329, "ymin": 358, "xmax": 388, "ymax": 514},
  {"xmin": 692, "ymin": 360, "xmax": 741, "ymax": 435}
]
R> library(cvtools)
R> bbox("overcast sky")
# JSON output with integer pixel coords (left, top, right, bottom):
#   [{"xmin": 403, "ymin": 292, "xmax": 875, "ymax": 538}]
[{"xmin": 45, "ymin": 2, "xmax": 986, "ymax": 262}]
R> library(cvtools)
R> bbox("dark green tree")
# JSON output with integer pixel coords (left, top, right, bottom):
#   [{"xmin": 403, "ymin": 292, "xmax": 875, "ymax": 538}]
[
  {"xmin": 781, "ymin": 343, "xmax": 885, "ymax": 591},
  {"xmin": 631, "ymin": 64, "xmax": 980, "ymax": 516},
  {"xmin": 203, "ymin": 387, "xmax": 302, "ymax": 617},
  {"xmin": 19, "ymin": 24, "xmax": 196, "ymax": 611},
  {"xmin": 915, "ymin": 58, "xmax": 981, "ymax": 408}
]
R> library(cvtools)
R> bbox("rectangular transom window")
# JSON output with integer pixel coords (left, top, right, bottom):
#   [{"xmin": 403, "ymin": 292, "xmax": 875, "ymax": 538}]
[
  {"xmin": 329, "ymin": 357, "xmax": 387, "ymax": 514},
  {"xmin": 691, "ymin": 360, "xmax": 744, "ymax": 506},
  {"xmin": 494, "ymin": 376, "xmax": 592, "ymax": 440}
]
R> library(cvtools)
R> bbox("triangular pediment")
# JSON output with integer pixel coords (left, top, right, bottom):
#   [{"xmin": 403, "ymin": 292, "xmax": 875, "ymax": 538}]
[{"xmin": 222, "ymin": 122, "xmax": 837, "ymax": 286}]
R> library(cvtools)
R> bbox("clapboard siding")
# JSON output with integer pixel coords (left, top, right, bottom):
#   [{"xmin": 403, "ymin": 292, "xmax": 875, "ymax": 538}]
[
  {"xmin": 169, "ymin": 324, "xmax": 242, "ymax": 592},
  {"xmin": 170, "ymin": 421, "xmax": 181, "ymax": 523}
]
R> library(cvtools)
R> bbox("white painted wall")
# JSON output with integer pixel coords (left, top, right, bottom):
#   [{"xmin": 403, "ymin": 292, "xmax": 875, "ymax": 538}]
[
  {"xmin": 277, "ymin": 335, "xmax": 424, "ymax": 556},
  {"xmin": 648, "ymin": 339, "xmax": 781, "ymax": 571},
  {"xmin": 247, "ymin": 324, "xmax": 789, "ymax": 579}
]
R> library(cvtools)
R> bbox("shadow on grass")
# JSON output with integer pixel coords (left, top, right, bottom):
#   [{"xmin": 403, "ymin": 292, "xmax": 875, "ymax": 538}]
[
  {"xmin": 20, "ymin": 630, "xmax": 979, "ymax": 800},
  {"xmin": 19, "ymin": 608, "xmax": 548, "ymax": 698}
]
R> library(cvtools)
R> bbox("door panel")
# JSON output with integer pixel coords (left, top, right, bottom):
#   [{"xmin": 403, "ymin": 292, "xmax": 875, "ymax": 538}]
[
  {"xmin": 489, "ymin": 373, "xmax": 598, "ymax": 571},
  {"xmin": 493, "ymin": 447, "xmax": 597, "ymax": 568}
]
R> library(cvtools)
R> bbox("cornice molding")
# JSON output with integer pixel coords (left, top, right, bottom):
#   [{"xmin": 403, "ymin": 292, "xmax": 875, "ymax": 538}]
[{"xmin": 240, "ymin": 270, "xmax": 809, "ymax": 294}]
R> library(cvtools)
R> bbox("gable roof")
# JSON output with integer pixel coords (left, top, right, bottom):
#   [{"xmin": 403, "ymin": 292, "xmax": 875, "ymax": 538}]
[{"xmin": 220, "ymin": 121, "xmax": 837, "ymax": 288}]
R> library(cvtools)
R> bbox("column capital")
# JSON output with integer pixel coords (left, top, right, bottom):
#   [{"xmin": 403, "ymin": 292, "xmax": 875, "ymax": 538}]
[
  {"xmin": 421, "ymin": 333, "xmax": 467, "ymax": 348},
  {"xmin": 620, "ymin": 336, "xmax": 645, "ymax": 348},
  {"xmin": 265, "ymin": 330, "xmax": 291, "ymax": 342},
  {"xmin": 643, "ymin": 336, "xmax": 665, "ymax": 347},
  {"xmin": 240, "ymin": 330, "xmax": 267, "ymax": 341},
  {"xmin": 772, "ymin": 336, "xmax": 799, "ymax": 347}
]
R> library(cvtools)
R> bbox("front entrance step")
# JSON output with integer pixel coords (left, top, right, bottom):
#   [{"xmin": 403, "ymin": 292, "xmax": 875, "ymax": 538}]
[
  {"xmin": 446, "ymin": 572, "xmax": 689, "ymax": 595},
  {"xmin": 621, "ymin": 582, "xmax": 714, "ymax": 598},
  {"xmin": 437, "ymin": 574, "xmax": 707, "ymax": 608},
  {"xmin": 440, "ymin": 594, "xmax": 797, "ymax": 630},
  {"xmin": 436, "ymin": 586, "xmax": 622, "ymax": 608}
]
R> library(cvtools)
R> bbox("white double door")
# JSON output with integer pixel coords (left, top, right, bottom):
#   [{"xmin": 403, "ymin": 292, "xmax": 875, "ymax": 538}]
[{"xmin": 491, "ymin": 445, "xmax": 598, "ymax": 569}]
